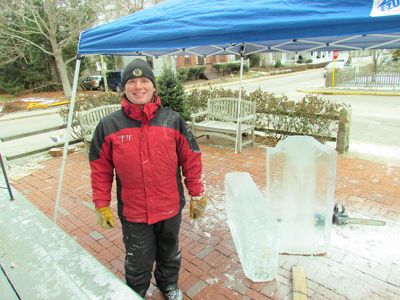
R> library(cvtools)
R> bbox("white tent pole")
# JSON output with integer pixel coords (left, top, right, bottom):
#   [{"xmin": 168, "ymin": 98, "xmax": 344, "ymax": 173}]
[
  {"xmin": 54, "ymin": 57, "xmax": 82, "ymax": 223},
  {"xmin": 234, "ymin": 55, "xmax": 244, "ymax": 153},
  {"xmin": 238, "ymin": 56, "xmax": 244, "ymax": 101}
]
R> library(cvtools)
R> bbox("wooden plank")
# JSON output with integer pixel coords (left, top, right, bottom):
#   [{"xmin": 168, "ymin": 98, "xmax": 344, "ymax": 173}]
[{"xmin": 292, "ymin": 265, "xmax": 307, "ymax": 300}]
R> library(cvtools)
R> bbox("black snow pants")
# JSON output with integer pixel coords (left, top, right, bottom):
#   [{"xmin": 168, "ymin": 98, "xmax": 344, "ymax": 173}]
[{"xmin": 121, "ymin": 213, "xmax": 182, "ymax": 297}]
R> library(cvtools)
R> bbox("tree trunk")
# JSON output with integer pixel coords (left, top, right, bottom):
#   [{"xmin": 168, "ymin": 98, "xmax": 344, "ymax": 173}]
[
  {"xmin": 372, "ymin": 52, "xmax": 378, "ymax": 83},
  {"xmin": 54, "ymin": 51, "xmax": 72, "ymax": 98},
  {"xmin": 46, "ymin": 0, "xmax": 72, "ymax": 98}
]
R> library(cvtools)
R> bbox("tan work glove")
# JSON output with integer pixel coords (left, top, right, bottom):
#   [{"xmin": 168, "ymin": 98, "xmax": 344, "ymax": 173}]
[
  {"xmin": 190, "ymin": 195, "xmax": 208, "ymax": 220},
  {"xmin": 96, "ymin": 206, "xmax": 115, "ymax": 229}
]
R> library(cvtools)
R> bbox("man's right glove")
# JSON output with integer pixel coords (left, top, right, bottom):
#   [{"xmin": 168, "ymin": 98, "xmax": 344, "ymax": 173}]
[
  {"xmin": 96, "ymin": 206, "xmax": 115, "ymax": 229},
  {"xmin": 190, "ymin": 195, "xmax": 208, "ymax": 220}
]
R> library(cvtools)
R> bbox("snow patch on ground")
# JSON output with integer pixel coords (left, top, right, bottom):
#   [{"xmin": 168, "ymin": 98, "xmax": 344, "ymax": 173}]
[
  {"xmin": 206, "ymin": 277, "xmax": 219, "ymax": 285},
  {"xmin": 348, "ymin": 141, "xmax": 400, "ymax": 166}
]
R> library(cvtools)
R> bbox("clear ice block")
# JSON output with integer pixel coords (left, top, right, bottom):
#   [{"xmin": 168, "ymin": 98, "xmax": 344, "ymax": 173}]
[
  {"xmin": 225, "ymin": 172, "xmax": 278, "ymax": 282},
  {"xmin": 266, "ymin": 136, "xmax": 337, "ymax": 255}
]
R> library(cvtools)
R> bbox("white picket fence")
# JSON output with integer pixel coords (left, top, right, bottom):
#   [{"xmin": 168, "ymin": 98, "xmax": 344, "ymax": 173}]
[{"xmin": 326, "ymin": 68, "xmax": 400, "ymax": 88}]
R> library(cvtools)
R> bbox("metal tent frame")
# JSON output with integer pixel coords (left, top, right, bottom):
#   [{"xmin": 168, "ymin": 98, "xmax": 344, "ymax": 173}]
[{"xmin": 53, "ymin": 0, "xmax": 400, "ymax": 221}]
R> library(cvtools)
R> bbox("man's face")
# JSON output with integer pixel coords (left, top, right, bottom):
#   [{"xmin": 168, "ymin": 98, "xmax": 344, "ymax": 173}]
[{"xmin": 124, "ymin": 77, "xmax": 155, "ymax": 104}]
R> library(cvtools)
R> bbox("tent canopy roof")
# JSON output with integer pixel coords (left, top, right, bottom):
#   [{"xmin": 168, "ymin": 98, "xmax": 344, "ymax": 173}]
[{"xmin": 78, "ymin": 0, "xmax": 400, "ymax": 56}]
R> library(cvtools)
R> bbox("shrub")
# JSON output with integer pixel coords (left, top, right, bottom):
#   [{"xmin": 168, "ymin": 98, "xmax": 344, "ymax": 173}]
[
  {"xmin": 177, "ymin": 66, "xmax": 207, "ymax": 81},
  {"xmin": 157, "ymin": 66, "xmax": 189, "ymax": 120},
  {"xmin": 185, "ymin": 86, "xmax": 241, "ymax": 114},
  {"xmin": 248, "ymin": 53, "xmax": 261, "ymax": 67},
  {"xmin": 252, "ymin": 88, "xmax": 348, "ymax": 142},
  {"xmin": 213, "ymin": 62, "xmax": 249, "ymax": 75},
  {"xmin": 176, "ymin": 68, "xmax": 188, "ymax": 81},
  {"xmin": 392, "ymin": 49, "xmax": 400, "ymax": 61},
  {"xmin": 187, "ymin": 66, "xmax": 206, "ymax": 80},
  {"xmin": 297, "ymin": 55, "xmax": 304, "ymax": 64},
  {"xmin": 274, "ymin": 60, "xmax": 283, "ymax": 68}
]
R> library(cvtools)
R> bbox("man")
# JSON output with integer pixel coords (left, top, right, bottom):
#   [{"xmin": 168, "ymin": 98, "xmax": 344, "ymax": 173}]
[{"xmin": 89, "ymin": 59, "xmax": 207, "ymax": 299}]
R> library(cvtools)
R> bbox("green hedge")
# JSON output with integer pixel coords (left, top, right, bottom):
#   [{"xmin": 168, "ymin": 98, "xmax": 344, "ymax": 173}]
[
  {"xmin": 176, "ymin": 66, "xmax": 206, "ymax": 81},
  {"xmin": 213, "ymin": 62, "xmax": 249, "ymax": 75},
  {"xmin": 185, "ymin": 86, "xmax": 349, "ymax": 144}
]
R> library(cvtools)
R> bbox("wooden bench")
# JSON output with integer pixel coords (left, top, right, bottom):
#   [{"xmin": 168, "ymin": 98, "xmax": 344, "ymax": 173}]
[
  {"xmin": 191, "ymin": 97, "xmax": 256, "ymax": 152},
  {"xmin": 78, "ymin": 104, "xmax": 120, "ymax": 150}
]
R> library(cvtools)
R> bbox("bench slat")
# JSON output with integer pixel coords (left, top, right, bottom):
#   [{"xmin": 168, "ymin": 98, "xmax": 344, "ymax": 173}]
[{"xmin": 78, "ymin": 104, "xmax": 121, "ymax": 150}]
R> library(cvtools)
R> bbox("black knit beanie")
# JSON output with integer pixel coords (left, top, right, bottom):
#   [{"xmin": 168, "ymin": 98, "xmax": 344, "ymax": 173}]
[{"xmin": 122, "ymin": 59, "xmax": 156, "ymax": 88}]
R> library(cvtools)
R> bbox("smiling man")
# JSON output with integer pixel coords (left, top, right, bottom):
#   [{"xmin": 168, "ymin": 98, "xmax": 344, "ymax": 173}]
[{"xmin": 89, "ymin": 59, "xmax": 207, "ymax": 299}]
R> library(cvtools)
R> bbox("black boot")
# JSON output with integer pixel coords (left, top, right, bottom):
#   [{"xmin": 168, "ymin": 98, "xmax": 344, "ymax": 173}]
[{"xmin": 161, "ymin": 287, "xmax": 183, "ymax": 300}]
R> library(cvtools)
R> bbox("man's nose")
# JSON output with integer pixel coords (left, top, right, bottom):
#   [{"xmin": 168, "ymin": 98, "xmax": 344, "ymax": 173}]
[{"xmin": 132, "ymin": 81, "xmax": 144, "ymax": 88}]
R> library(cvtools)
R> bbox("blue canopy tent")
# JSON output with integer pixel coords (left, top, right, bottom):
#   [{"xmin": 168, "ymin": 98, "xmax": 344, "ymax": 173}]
[
  {"xmin": 54, "ymin": 0, "xmax": 400, "ymax": 220},
  {"xmin": 78, "ymin": 0, "xmax": 400, "ymax": 56}
]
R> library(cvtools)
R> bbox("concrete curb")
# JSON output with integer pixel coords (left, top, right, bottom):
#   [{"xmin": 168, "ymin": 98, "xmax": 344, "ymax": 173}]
[
  {"xmin": 1, "ymin": 125, "xmax": 66, "ymax": 142},
  {"xmin": 298, "ymin": 89, "xmax": 400, "ymax": 96},
  {"xmin": 5, "ymin": 139, "xmax": 81, "ymax": 161},
  {"xmin": 0, "ymin": 107, "xmax": 62, "ymax": 122}
]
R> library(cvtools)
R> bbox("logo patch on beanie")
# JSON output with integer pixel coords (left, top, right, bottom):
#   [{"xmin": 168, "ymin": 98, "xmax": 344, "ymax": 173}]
[{"xmin": 133, "ymin": 68, "xmax": 143, "ymax": 77}]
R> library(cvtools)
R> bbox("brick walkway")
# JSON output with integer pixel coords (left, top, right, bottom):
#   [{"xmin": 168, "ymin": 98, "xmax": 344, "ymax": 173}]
[{"xmin": 11, "ymin": 140, "xmax": 400, "ymax": 299}]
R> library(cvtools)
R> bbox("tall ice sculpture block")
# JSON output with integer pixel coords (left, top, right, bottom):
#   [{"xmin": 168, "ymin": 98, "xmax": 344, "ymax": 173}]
[
  {"xmin": 266, "ymin": 136, "xmax": 337, "ymax": 255},
  {"xmin": 225, "ymin": 172, "xmax": 278, "ymax": 282}
]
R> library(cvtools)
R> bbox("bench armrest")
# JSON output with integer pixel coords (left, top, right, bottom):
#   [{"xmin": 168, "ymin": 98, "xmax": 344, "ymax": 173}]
[
  {"xmin": 191, "ymin": 111, "xmax": 208, "ymax": 118},
  {"xmin": 191, "ymin": 111, "xmax": 208, "ymax": 123},
  {"xmin": 238, "ymin": 114, "xmax": 256, "ymax": 122},
  {"xmin": 80, "ymin": 124, "xmax": 96, "ymax": 140}
]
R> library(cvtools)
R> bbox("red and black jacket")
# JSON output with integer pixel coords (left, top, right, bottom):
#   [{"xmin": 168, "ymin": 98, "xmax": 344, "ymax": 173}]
[{"xmin": 89, "ymin": 96, "xmax": 204, "ymax": 224}]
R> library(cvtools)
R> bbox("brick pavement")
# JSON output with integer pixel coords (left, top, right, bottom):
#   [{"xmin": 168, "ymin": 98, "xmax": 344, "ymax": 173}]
[{"xmin": 11, "ymin": 139, "xmax": 400, "ymax": 299}]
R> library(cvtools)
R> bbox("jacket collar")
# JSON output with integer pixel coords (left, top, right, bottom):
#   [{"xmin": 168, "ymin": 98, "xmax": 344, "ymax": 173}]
[{"xmin": 121, "ymin": 95, "xmax": 161, "ymax": 123}]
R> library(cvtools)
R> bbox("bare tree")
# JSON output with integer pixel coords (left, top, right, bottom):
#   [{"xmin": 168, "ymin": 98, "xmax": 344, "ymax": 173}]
[
  {"xmin": 94, "ymin": 0, "xmax": 165, "ymax": 82},
  {"xmin": 0, "ymin": 0, "xmax": 100, "ymax": 98},
  {"xmin": 0, "ymin": 0, "xmax": 165, "ymax": 97}
]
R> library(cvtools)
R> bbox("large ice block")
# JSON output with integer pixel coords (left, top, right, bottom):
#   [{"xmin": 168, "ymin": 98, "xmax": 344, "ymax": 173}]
[
  {"xmin": 225, "ymin": 172, "xmax": 278, "ymax": 282},
  {"xmin": 266, "ymin": 136, "xmax": 337, "ymax": 255}
]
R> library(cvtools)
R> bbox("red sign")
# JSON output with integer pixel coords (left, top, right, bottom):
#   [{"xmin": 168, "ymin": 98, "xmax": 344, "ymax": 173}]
[{"xmin": 333, "ymin": 50, "xmax": 339, "ymax": 60}]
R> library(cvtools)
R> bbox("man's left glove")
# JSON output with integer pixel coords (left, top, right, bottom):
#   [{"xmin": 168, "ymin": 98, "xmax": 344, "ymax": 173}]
[
  {"xmin": 190, "ymin": 195, "xmax": 208, "ymax": 220},
  {"xmin": 96, "ymin": 206, "xmax": 115, "ymax": 229}
]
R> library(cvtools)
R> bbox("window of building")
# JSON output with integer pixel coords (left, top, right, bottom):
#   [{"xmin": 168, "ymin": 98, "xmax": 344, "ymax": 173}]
[
  {"xmin": 197, "ymin": 56, "xmax": 205, "ymax": 65},
  {"xmin": 184, "ymin": 55, "xmax": 190, "ymax": 65}
]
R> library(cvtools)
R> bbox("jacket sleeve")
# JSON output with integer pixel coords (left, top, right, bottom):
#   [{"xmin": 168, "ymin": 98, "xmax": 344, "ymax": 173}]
[
  {"xmin": 176, "ymin": 117, "xmax": 205, "ymax": 197},
  {"xmin": 89, "ymin": 120, "xmax": 114, "ymax": 208}
]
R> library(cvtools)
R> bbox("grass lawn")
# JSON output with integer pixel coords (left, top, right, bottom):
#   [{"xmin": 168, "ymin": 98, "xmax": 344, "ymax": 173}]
[{"xmin": 0, "ymin": 94, "xmax": 16, "ymax": 103}]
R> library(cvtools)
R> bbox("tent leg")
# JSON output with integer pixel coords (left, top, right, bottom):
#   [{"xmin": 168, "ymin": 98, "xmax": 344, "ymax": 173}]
[
  {"xmin": 53, "ymin": 57, "xmax": 82, "ymax": 223},
  {"xmin": 235, "ymin": 56, "xmax": 244, "ymax": 153},
  {"xmin": 0, "ymin": 153, "xmax": 14, "ymax": 200}
]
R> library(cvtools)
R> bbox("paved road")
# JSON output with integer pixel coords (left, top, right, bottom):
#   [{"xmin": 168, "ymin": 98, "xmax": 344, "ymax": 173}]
[
  {"xmin": 217, "ymin": 69, "xmax": 400, "ymax": 165},
  {"xmin": 216, "ymin": 69, "xmax": 324, "ymax": 100}
]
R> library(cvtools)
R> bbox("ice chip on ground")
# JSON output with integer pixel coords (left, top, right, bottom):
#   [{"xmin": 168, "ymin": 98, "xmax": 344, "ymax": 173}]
[
  {"xmin": 266, "ymin": 136, "xmax": 337, "ymax": 255},
  {"xmin": 49, "ymin": 130, "xmax": 65, "ymax": 143},
  {"xmin": 225, "ymin": 172, "xmax": 278, "ymax": 282}
]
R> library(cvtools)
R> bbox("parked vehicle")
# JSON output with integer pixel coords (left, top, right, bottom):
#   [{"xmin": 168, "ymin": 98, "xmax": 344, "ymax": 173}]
[
  {"xmin": 80, "ymin": 75, "xmax": 103, "ymax": 90},
  {"xmin": 323, "ymin": 60, "xmax": 351, "ymax": 77},
  {"xmin": 99, "ymin": 71, "xmax": 123, "ymax": 92}
]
